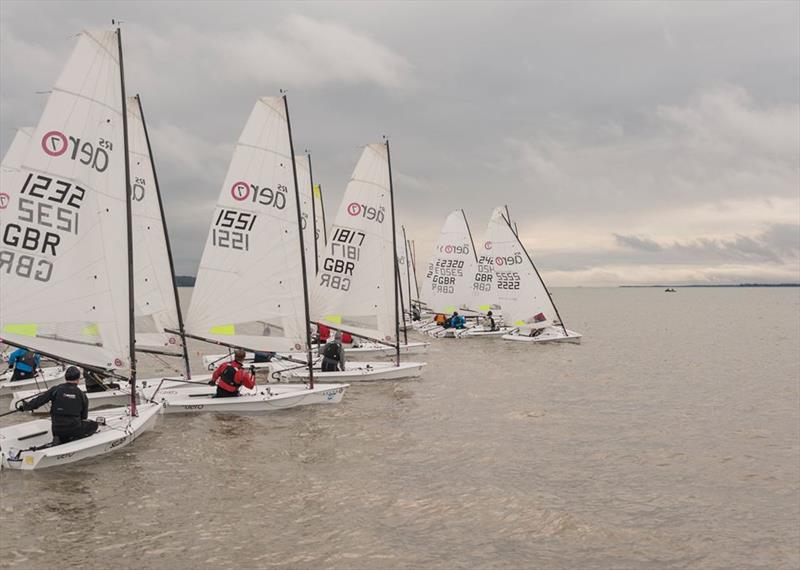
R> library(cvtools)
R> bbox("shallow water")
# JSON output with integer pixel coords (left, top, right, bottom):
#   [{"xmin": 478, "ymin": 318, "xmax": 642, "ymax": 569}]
[{"xmin": 1, "ymin": 287, "xmax": 798, "ymax": 569}]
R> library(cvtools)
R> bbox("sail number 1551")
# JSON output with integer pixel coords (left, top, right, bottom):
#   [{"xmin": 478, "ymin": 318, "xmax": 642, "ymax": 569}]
[{"xmin": 212, "ymin": 208, "xmax": 256, "ymax": 251}]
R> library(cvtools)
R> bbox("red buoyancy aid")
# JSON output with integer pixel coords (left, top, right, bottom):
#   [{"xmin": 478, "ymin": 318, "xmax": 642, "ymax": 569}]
[
  {"xmin": 212, "ymin": 361, "xmax": 256, "ymax": 393},
  {"xmin": 318, "ymin": 324, "xmax": 331, "ymax": 342},
  {"xmin": 341, "ymin": 332, "xmax": 353, "ymax": 344}
]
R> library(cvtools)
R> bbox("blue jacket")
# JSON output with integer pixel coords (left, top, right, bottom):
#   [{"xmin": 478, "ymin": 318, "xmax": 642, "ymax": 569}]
[
  {"xmin": 8, "ymin": 349, "xmax": 40, "ymax": 373},
  {"xmin": 450, "ymin": 315, "xmax": 466, "ymax": 329}
]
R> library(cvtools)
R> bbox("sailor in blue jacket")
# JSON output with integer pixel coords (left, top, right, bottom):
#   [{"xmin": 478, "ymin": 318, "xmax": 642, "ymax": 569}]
[
  {"xmin": 450, "ymin": 312, "xmax": 466, "ymax": 329},
  {"xmin": 6, "ymin": 348, "xmax": 41, "ymax": 382}
]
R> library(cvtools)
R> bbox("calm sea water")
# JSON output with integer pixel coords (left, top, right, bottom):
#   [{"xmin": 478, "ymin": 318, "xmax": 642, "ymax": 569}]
[{"xmin": 1, "ymin": 287, "xmax": 798, "ymax": 569}]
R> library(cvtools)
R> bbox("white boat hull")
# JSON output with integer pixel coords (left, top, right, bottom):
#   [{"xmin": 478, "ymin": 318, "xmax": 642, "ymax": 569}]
[
  {"xmin": 502, "ymin": 327, "xmax": 582, "ymax": 344},
  {"xmin": 0, "ymin": 403, "xmax": 160, "ymax": 470},
  {"xmin": 8, "ymin": 375, "xmax": 211, "ymax": 414},
  {"xmin": 157, "ymin": 383, "xmax": 348, "ymax": 414},
  {"xmin": 201, "ymin": 341, "xmax": 430, "ymax": 369},
  {"xmin": 273, "ymin": 361, "xmax": 426, "ymax": 382},
  {"xmin": 329, "ymin": 341, "xmax": 429, "ymax": 359},
  {"xmin": 461, "ymin": 326, "xmax": 516, "ymax": 337},
  {"xmin": 0, "ymin": 366, "xmax": 66, "ymax": 396}
]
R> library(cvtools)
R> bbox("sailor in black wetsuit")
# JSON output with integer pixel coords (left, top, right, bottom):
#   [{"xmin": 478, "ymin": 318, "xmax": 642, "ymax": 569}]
[
  {"xmin": 18, "ymin": 366, "xmax": 99, "ymax": 444},
  {"xmin": 321, "ymin": 331, "xmax": 346, "ymax": 372}
]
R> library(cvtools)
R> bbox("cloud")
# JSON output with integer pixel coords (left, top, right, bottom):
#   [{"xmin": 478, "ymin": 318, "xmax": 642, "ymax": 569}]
[
  {"xmin": 501, "ymin": 85, "xmax": 799, "ymax": 222},
  {"xmin": 614, "ymin": 234, "xmax": 664, "ymax": 252},
  {"xmin": 1, "ymin": 2, "xmax": 797, "ymax": 287},
  {"xmin": 125, "ymin": 14, "xmax": 414, "ymax": 96}
]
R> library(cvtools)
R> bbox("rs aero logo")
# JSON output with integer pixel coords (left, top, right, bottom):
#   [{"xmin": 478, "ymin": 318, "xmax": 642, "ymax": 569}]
[
  {"xmin": 347, "ymin": 202, "xmax": 385, "ymax": 223},
  {"xmin": 40, "ymin": 130, "xmax": 111, "ymax": 173},
  {"xmin": 437, "ymin": 243, "xmax": 470, "ymax": 255},
  {"xmin": 495, "ymin": 253, "xmax": 524, "ymax": 266}
]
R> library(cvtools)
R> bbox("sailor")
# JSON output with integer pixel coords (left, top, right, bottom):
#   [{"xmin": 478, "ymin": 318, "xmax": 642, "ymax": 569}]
[
  {"xmin": 321, "ymin": 331, "xmax": 346, "ymax": 372},
  {"xmin": 482, "ymin": 310, "xmax": 497, "ymax": 331},
  {"xmin": 6, "ymin": 348, "xmax": 41, "ymax": 382},
  {"xmin": 83, "ymin": 369, "xmax": 121, "ymax": 393},
  {"xmin": 17, "ymin": 366, "xmax": 100, "ymax": 444},
  {"xmin": 435, "ymin": 313, "xmax": 447, "ymax": 327},
  {"xmin": 208, "ymin": 348, "xmax": 256, "ymax": 398},
  {"xmin": 253, "ymin": 351, "xmax": 275, "ymax": 363},
  {"xmin": 450, "ymin": 311, "xmax": 466, "ymax": 329}
]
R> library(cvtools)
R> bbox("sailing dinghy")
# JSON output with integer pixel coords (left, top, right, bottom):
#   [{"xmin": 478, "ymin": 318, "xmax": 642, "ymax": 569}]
[
  {"xmin": 277, "ymin": 141, "xmax": 426, "ymax": 383},
  {"xmin": 156, "ymin": 95, "xmax": 348, "ymax": 411},
  {"xmin": 419, "ymin": 210, "xmax": 481, "ymax": 337},
  {"xmin": 0, "ymin": 28, "xmax": 161, "ymax": 469},
  {"xmin": 485, "ymin": 209, "xmax": 582, "ymax": 343},
  {"xmin": 461, "ymin": 207, "xmax": 517, "ymax": 337}
]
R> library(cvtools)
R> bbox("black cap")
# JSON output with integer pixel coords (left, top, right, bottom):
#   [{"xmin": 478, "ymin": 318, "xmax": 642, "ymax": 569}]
[{"xmin": 65, "ymin": 366, "xmax": 81, "ymax": 381}]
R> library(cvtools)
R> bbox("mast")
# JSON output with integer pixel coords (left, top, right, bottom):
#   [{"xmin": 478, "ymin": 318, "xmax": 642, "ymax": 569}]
[
  {"xmin": 136, "ymin": 94, "xmax": 192, "ymax": 380},
  {"xmin": 410, "ymin": 239, "xmax": 421, "ymax": 300},
  {"xmin": 318, "ymin": 184, "xmax": 328, "ymax": 246},
  {"xmin": 284, "ymin": 95, "xmax": 315, "ymax": 389},
  {"xmin": 307, "ymin": 151, "xmax": 320, "ymax": 275},
  {"xmin": 505, "ymin": 204, "xmax": 518, "ymax": 237},
  {"xmin": 117, "ymin": 27, "xmax": 137, "ymax": 415},
  {"xmin": 385, "ymin": 139, "xmax": 401, "ymax": 366},
  {"xmin": 402, "ymin": 225, "xmax": 414, "ymax": 310},
  {"xmin": 396, "ymin": 248, "xmax": 409, "ymax": 345},
  {"xmin": 501, "ymin": 210, "xmax": 568, "ymax": 336},
  {"xmin": 461, "ymin": 209, "xmax": 479, "ymax": 265}
]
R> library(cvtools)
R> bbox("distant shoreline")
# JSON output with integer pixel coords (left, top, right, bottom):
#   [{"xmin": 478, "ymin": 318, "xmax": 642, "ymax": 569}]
[
  {"xmin": 619, "ymin": 283, "xmax": 799, "ymax": 288},
  {"xmin": 176, "ymin": 276, "xmax": 196, "ymax": 287}
]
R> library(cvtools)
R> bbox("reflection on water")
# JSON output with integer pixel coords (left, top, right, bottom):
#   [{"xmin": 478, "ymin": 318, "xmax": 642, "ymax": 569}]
[{"xmin": 1, "ymin": 288, "xmax": 798, "ymax": 569}]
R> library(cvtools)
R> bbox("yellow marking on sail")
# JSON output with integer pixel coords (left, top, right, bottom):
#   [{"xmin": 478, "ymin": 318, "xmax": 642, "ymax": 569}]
[
  {"xmin": 514, "ymin": 320, "xmax": 526, "ymax": 326},
  {"xmin": 82, "ymin": 324, "xmax": 99, "ymax": 337},
  {"xmin": 479, "ymin": 305, "xmax": 491, "ymax": 311},
  {"xmin": 2, "ymin": 324, "xmax": 38, "ymax": 337},
  {"xmin": 210, "ymin": 325, "xmax": 235, "ymax": 335},
  {"xmin": 313, "ymin": 184, "xmax": 321, "ymax": 198},
  {"xmin": 323, "ymin": 315, "xmax": 342, "ymax": 324},
  {"xmin": 443, "ymin": 306, "xmax": 456, "ymax": 314}
]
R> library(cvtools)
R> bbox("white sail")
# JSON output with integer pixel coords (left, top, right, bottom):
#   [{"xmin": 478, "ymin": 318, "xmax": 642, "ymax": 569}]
[
  {"xmin": 312, "ymin": 182, "xmax": 326, "ymax": 269},
  {"xmin": 295, "ymin": 154, "xmax": 316, "ymax": 278},
  {"xmin": 471, "ymin": 206, "xmax": 506, "ymax": 313},
  {"xmin": 127, "ymin": 97, "xmax": 181, "ymax": 350},
  {"xmin": 0, "ymin": 29, "xmax": 131, "ymax": 371},
  {"xmin": 1, "ymin": 127, "xmax": 34, "ymax": 175},
  {"xmin": 422, "ymin": 210, "xmax": 478, "ymax": 313},
  {"xmin": 487, "ymin": 209, "xmax": 558, "ymax": 329},
  {"xmin": 185, "ymin": 97, "xmax": 307, "ymax": 352},
  {"xmin": 310, "ymin": 144, "xmax": 397, "ymax": 343}
]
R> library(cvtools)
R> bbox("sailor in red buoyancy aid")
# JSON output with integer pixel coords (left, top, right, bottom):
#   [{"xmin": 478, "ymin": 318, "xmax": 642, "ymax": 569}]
[{"xmin": 208, "ymin": 348, "xmax": 256, "ymax": 397}]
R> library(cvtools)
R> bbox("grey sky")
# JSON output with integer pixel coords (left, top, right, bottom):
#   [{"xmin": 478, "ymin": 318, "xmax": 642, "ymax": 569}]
[{"xmin": 1, "ymin": 0, "xmax": 798, "ymax": 285}]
